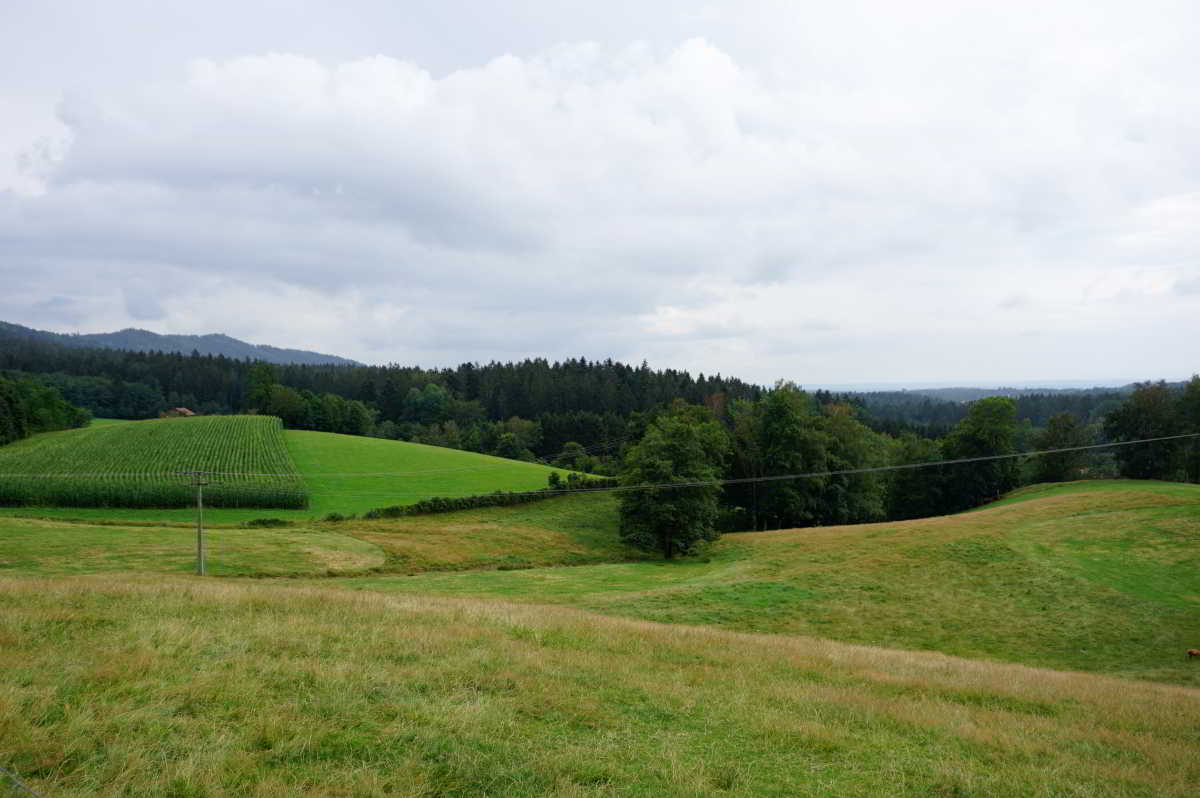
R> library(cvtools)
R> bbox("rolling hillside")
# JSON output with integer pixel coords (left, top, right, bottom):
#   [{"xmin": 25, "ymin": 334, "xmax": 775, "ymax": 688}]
[
  {"xmin": 0, "ymin": 418, "xmax": 573, "ymax": 522},
  {"xmin": 334, "ymin": 480, "xmax": 1200, "ymax": 686}
]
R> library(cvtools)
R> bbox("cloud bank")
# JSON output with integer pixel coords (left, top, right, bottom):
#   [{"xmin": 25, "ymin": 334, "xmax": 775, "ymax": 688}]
[{"xmin": 3, "ymin": 4, "xmax": 1200, "ymax": 384}]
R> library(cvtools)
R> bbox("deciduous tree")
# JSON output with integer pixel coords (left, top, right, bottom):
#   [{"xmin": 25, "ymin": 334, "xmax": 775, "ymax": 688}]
[{"xmin": 618, "ymin": 402, "xmax": 730, "ymax": 559}]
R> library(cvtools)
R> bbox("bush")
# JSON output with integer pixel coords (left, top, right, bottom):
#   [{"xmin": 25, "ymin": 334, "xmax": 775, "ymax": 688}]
[{"xmin": 361, "ymin": 476, "xmax": 619, "ymax": 519}]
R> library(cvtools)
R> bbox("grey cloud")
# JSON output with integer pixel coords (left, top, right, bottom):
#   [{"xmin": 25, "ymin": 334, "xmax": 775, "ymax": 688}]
[
  {"xmin": 121, "ymin": 281, "xmax": 166, "ymax": 321},
  {"xmin": 998, "ymin": 293, "xmax": 1030, "ymax": 310},
  {"xmin": 1174, "ymin": 276, "xmax": 1200, "ymax": 296},
  {"xmin": 28, "ymin": 296, "xmax": 87, "ymax": 326}
]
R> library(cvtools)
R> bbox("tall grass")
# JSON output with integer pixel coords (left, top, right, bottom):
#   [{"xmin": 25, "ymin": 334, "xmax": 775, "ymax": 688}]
[{"xmin": 0, "ymin": 577, "xmax": 1196, "ymax": 797}]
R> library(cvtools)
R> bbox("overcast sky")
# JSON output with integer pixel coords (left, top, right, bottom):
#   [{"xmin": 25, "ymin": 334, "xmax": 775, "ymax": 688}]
[{"xmin": 2, "ymin": 1, "xmax": 1198, "ymax": 386}]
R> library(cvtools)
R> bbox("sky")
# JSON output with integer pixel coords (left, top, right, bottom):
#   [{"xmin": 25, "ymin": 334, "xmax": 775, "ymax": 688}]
[{"xmin": 2, "ymin": 1, "xmax": 1199, "ymax": 387}]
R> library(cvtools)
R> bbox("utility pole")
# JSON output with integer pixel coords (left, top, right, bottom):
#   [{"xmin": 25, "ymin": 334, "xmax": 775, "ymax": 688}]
[{"xmin": 185, "ymin": 471, "xmax": 212, "ymax": 575}]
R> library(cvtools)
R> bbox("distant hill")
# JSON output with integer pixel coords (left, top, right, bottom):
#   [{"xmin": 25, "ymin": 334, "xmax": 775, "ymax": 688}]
[
  {"xmin": 905, "ymin": 384, "xmax": 1136, "ymax": 402},
  {"xmin": 0, "ymin": 321, "xmax": 359, "ymax": 366}
]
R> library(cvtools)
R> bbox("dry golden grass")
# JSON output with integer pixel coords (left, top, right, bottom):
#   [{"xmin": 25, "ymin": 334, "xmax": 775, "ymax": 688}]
[{"xmin": 2, "ymin": 576, "xmax": 1197, "ymax": 797}]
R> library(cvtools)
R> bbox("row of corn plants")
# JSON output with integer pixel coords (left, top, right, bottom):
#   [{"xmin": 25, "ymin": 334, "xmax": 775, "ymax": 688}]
[{"xmin": 0, "ymin": 416, "xmax": 308, "ymax": 508}]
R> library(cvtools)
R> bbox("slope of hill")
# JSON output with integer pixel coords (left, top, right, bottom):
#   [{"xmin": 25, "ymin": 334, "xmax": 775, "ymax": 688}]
[
  {"xmin": 0, "ymin": 320, "xmax": 359, "ymax": 365},
  {"xmin": 0, "ymin": 421, "xmax": 574, "ymax": 522},
  {"xmin": 338, "ymin": 480, "xmax": 1200, "ymax": 686},
  {"xmin": 0, "ymin": 577, "xmax": 1195, "ymax": 797}
]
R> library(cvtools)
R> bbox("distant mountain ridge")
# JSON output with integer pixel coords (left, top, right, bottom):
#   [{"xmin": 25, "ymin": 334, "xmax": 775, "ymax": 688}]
[{"xmin": 0, "ymin": 321, "xmax": 360, "ymax": 366}]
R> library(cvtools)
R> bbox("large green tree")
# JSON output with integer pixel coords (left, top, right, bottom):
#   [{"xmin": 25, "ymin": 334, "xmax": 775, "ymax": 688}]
[
  {"xmin": 818, "ymin": 403, "xmax": 889, "ymax": 525},
  {"xmin": 1031, "ymin": 412, "xmax": 1093, "ymax": 483},
  {"xmin": 245, "ymin": 363, "xmax": 278, "ymax": 412},
  {"xmin": 1104, "ymin": 381, "xmax": 1183, "ymax": 480},
  {"xmin": 618, "ymin": 403, "xmax": 730, "ymax": 559},
  {"xmin": 1176, "ymin": 376, "xmax": 1200, "ymax": 483},
  {"xmin": 886, "ymin": 433, "xmax": 945, "ymax": 520},
  {"xmin": 755, "ymin": 384, "xmax": 831, "ymax": 529},
  {"xmin": 941, "ymin": 397, "xmax": 1021, "ymax": 511}
]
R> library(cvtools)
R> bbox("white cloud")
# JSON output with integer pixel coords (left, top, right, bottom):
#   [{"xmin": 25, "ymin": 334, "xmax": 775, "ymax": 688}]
[{"xmin": 3, "ymin": 3, "xmax": 1200, "ymax": 383}]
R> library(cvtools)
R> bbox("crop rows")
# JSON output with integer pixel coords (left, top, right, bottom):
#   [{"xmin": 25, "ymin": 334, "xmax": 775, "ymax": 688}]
[{"xmin": 0, "ymin": 416, "xmax": 308, "ymax": 509}]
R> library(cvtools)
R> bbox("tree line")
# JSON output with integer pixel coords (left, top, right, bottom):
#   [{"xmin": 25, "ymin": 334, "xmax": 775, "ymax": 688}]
[
  {"xmin": 0, "ymin": 328, "xmax": 759, "ymax": 463},
  {"xmin": 614, "ymin": 379, "xmax": 1200, "ymax": 558}
]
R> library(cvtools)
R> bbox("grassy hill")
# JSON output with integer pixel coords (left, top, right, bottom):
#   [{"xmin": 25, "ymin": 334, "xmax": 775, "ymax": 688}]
[
  {"xmin": 0, "ymin": 419, "xmax": 572, "ymax": 523},
  {"xmin": 1, "ymin": 577, "xmax": 1197, "ymax": 798},
  {"xmin": 331, "ymin": 481, "xmax": 1200, "ymax": 686}
]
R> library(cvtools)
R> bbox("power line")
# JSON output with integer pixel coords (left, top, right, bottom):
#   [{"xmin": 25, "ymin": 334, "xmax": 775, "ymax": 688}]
[{"xmin": 284, "ymin": 431, "xmax": 1200, "ymax": 498}]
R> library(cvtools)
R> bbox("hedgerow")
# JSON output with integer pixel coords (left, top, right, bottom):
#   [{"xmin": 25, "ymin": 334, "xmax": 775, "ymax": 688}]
[{"xmin": 361, "ymin": 474, "xmax": 618, "ymax": 519}]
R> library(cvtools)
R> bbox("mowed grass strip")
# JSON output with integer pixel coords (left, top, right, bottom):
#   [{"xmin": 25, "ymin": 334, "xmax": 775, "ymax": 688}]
[
  {"xmin": 340, "ymin": 481, "xmax": 1200, "ymax": 685},
  {"xmin": 0, "ymin": 577, "xmax": 1196, "ymax": 798},
  {"xmin": 0, "ymin": 416, "xmax": 305, "ymax": 509}
]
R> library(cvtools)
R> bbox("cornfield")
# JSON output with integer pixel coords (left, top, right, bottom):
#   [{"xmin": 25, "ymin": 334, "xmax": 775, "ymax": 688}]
[{"xmin": 0, "ymin": 416, "xmax": 308, "ymax": 509}]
